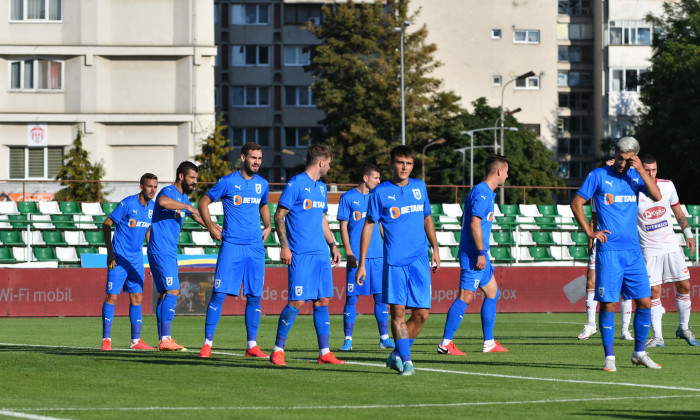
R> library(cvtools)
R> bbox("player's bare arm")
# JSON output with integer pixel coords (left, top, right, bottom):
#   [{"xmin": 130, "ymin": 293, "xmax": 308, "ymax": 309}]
[
  {"xmin": 629, "ymin": 155, "xmax": 662, "ymax": 201},
  {"xmin": 571, "ymin": 195, "xmax": 610, "ymax": 243},
  {"xmin": 197, "ymin": 194, "xmax": 223, "ymax": 242},
  {"xmin": 354, "ymin": 219, "xmax": 375, "ymax": 286},
  {"xmin": 588, "ymin": 211, "xmax": 597, "ymax": 253},
  {"xmin": 259, "ymin": 203, "xmax": 272, "ymax": 242},
  {"xmin": 102, "ymin": 217, "xmax": 117, "ymax": 269},
  {"xmin": 339, "ymin": 220, "xmax": 356, "ymax": 268},
  {"xmin": 158, "ymin": 195, "xmax": 200, "ymax": 217},
  {"xmin": 672, "ymin": 204, "xmax": 696, "ymax": 255},
  {"xmin": 425, "ymin": 215, "xmax": 440, "ymax": 272},
  {"xmin": 322, "ymin": 216, "xmax": 340, "ymax": 267},
  {"xmin": 275, "ymin": 206, "xmax": 292, "ymax": 265},
  {"xmin": 145, "ymin": 227, "xmax": 151, "ymax": 244}
]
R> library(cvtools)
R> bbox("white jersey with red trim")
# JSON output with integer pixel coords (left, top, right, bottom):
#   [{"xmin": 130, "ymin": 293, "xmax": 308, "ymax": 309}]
[{"xmin": 637, "ymin": 179, "xmax": 680, "ymax": 256}]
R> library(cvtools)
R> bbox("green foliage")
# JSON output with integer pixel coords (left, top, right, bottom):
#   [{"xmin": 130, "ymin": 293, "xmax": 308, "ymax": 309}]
[
  {"xmin": 636, "ymin": 0, "xmax": 700, "ymax": 202},
  {"xmin": 54, "ymin": 129, "xmax": 105, "ymax": 202},
  {"xmin": 192, "ymin": 115, "xmax": 232, "ymax": 199},
  {"xmin": 306, "ymin": 0, "xmax": 460, "ymax": 183}
]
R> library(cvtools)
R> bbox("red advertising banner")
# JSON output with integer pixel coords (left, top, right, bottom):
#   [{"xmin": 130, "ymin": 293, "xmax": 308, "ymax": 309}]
[{"xmin": 1, "ymin": 267, "xmax": 699, "ymax": 317}]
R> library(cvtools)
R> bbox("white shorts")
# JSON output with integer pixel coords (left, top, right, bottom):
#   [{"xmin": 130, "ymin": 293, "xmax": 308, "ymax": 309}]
[
  {"xmin": 645, "ymin": 249, "xmax": 690, "ymax": 287},
  {"xmin": 588, "ymin": 243, "xmax": 596, "ymax": 270}
]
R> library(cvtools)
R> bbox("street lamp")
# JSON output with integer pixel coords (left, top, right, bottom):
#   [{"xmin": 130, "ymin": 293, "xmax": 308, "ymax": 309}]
[
  {"xmin": 282, "ymin": 148, "xmax": 305, "ymax": 159},
  {"xmin": 394, "ymin": 20, "xmax": 410, "ymax": 145},
  {"xmin": 421, "ymin": 138, "xmax": 446, "ymax": 180},
  {"xmin": 493, "ymin": 108, "xmax": 521, "ymax": 152},
  {"xmin": 458, "ymin": 127, "xmax": 518, "ymax": 186},
  {"xmin": 500, "ymin": 71, "xmax": 534, "ymax": 157}
]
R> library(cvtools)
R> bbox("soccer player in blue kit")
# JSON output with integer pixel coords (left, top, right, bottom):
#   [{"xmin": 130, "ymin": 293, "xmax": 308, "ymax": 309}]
[
  {"xmin": 336, "ymin": 163, "xmax": 394, "ymax": 351},
  {"xmin": 148, "ymin": 161, "xmax": 209, "ymax": 351},
  {"xmin": 356, "ymin": 145, "xmax": 440, "ymax": 376},
  {"xmin": 437, "ymin": 154, "xmax": 509, "ymax": 355},
  {"xmin": 269, "ymin": 145, "xmax": 343, "ymax": 366},
  {"xmin": 571, "ymin": 137, "xmax": 663, "ymax": 371},
  {"xmin": 101, "ymin": 173, "xmax": 158, "ymax": 351},
  {"xmin": 197, "ymin": 143, "xmax": 272, "ymax": 359}
]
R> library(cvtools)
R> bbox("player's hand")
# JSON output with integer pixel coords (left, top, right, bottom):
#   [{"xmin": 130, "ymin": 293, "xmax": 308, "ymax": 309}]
[
  {"xmin": 627, "ymin": 155, "xmax": 642, "ymax": 171},
  {"xmin": 208, "ymin": 225, "xmax": 223, "ymax": 242},
  {"xmin": 431, "ymin": 251, "xmax": 441, "ymax": 272},
  {"xmin": 355, "ymin": 265, "xmax": 366, "ymax": 286},
  {"xmin": 346, "ymin": 254, "xmax": 358, "ymax": 268},
  {"xmin": 590, "ymin": 230, "xmax": 611, "ymax": 243},
  {"xmin": 605, "ymin": 159, "xmax": 614, "ymax": 166},
  {"xmin": 687, "ymin": 237, "xmax": 696, "ymax": 257},
  {"xmin": 475, "ymin": 254, "xmax": 486, "ymax": 270},
  {"xmin": 186, "ymin": 205, "xmax": 200, "ymax": 217},
  {"xmin": 330, "ymin": 246, "xmax": 341, "ymax": 268},
  {"xmin": 261, "ymin": 226, "xmax": 272, "ymax": 242},
  {"xmin": 280, "ymin": 246, "xmax": 292, "ymax": 265},
  {"xmin": 107, "ymin": 255, "xmax": 117, "ymax": 269}
]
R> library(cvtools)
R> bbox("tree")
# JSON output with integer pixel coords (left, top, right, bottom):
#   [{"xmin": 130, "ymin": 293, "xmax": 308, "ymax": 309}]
[
  {"xmin": 636, "ymin": 0, "xmax": 700, "ymax": 202},
  {"xmin": 306, "ymin": 0, "xmax": 460, "ymax": 184},
  {"xmin": 55, "ymin": 129, "xmax": 105, "ymax": 202},
  {"xmin": 192, "ymin": 114, "xmax": 232, "ymax": 200}
]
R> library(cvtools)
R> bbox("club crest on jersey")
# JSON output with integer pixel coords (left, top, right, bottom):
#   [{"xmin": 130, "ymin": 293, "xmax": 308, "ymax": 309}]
[
  {"xmin": 295, "ymin": 286, "xmax": 303, "ymax": 296},
  {"xmin": 643, "ymin": 206, "xmax": 666, "ymax": 219},
  {"xmin": 390, "ymin": 207, "xmax": 401, "ymax": 219},
  {"xmin": 412, "ymin": 189, "xmax": 421, "ymax": 200},
  {"xmin": 320, "ymin": 186, "xmax": 325, "ymax": 197},
  {"xmin": 148, "ymin": 209, "xmax": 153, "ymax": 218},
  {"xmin": 256, "ymin": 184, "xmax": 261, "ymax": 194}
]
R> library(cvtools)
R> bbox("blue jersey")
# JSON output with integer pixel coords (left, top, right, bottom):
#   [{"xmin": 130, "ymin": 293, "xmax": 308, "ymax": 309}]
[
  {"xmin": 367, "ymin": 178, "xmax": 431, "ymax": 266},
  {"xmin": 459, "ymin": 182, "xmax": 496, "ymax": 256},
  {"xmin": 576, "ymin": 166, "xmax": 647, "ymax": 251},
  {"xmin": 206, "ymin": 171, "xmax": 268, "ymax": 245},
  {"xmin": 147, "ymin": 184, "xmax": 192, "ymax": 256},
  {"xmin": 109, "ymin": 194, "xmax": 154, "ymax": 263},
  {"xmin": 278, "ymin": 172, "xmax": 329, "ymax": 255},
  {"xmin": 337, "ymin": 188, "xmax": 382, "ymax": 259}
]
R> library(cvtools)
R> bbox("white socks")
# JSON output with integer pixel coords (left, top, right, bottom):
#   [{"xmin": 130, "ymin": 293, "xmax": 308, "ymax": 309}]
[
  {"xmin": 676, "ymin": 292, "xmax": 691, "ymax": 330},
  {"xmin": 586, "ymin": 290, "xmax": 597, "ymax": 326},
  {"xmin": 620, "ymin": 299, "xmax": 632, "ymax": 332},
  {"xmin": 650, "ymin": 299, "xmax": 664, "ymax": 338}
]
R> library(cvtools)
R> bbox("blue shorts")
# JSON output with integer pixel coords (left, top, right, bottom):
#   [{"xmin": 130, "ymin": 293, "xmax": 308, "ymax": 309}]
[
  {"xmin": 347, "ymin": 257, "xmax": 382, "ymax": 296},
  {"xmin": 147, "ymin": 253, "xmax": 180, "ymax": 293},
  {"xmin": 458, "ymin": 253, "xmax": 494, "ymax": 291},
  {"xmin": 288, "ymin": 253, "xmax": 333, "ymax": 301},
  {"xmin": 106, "ymin": 255, "xmax": 145, "ymax": 295},
  {"xmin": 382, "ymin": 253, "xmax": 431, "ymax": 309},
  {"xmin": 214, "ymin": 241, "xmax": 265, "ymax": 296},
  {"xmin": 595, "ymin": 249, "xmax": 651, "ymax": 302}
]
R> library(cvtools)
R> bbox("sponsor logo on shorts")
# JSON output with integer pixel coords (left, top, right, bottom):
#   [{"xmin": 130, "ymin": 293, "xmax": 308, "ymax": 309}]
[
  {"xmin": 389, "ymin": 204, "xmax": 424, "ymax": 219},
  {"xmin": 644, "ymin": 220, "xmax": 668, "ymax": 232},
  {"xmin": 295, "ymin": 286, "xmax": 303, "ymax": 296},
  {"xmin": 352, "ymin": 211, "xmax": 365, "ymax": 221},
  {"xmin": 234, "ymin": 195, "xmax": 261, "ymax": 206},
  {"xmin": 107, "ymin": 282, "xmax": 113, "ymax": 290},
  {"xmin": 604, "ymin": 194, "xmax": 636, "ymax": 205},
  {"xmin": 303, "ymin": 199, "xmax": 325, "ymax": 210},
  {"xmin": 598, "ymin": 286, "xmax": 604, "ymax": 298},
  {"xmin": 348, "ymin": 283, "xmax": 354, "ymax": 292},
  {"xmin": 214, "ymin": 278, "xmax": 221, "ymax": 288},
  {"xmin": 128, "ymin": 218, "xmax": 150, "ymax": 228},
  {"xmin": 643, "ymin": 206, "xmax": 666, "ymax": 219}
]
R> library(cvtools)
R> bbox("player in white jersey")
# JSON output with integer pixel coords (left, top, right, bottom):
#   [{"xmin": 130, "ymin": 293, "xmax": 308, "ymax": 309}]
[{"xmin": 637, "ymin": 155, "xmax": 697, "ymax": 347}]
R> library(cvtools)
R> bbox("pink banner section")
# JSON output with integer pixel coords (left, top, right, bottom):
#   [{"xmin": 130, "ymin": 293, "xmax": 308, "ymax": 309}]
[{"xmin": 1, "ymin": 267, "xmax": 699, "ymax": 317}]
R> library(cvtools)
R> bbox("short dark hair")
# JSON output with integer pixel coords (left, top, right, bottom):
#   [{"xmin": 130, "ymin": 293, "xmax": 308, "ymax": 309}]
[
  {"xmin": 306, "ymin": 144, "xmax": 332, "ymax": 166},
  {"xmin": 639, "ymin": 154, "xmax": 656, "ymax": 165},
  {"xmin": 390, "ymin": 145, "xmax": 415, "ymax": 163},
  {"xmin": 241, "ymin": 142, "xmax": 262, "ymax": 157},
  {"xmin": 485, "ymin": 154, "xmax": 509, "ymax": 175},
  {"xmin": 176, "ymin": 161, "xmax": 199, "ymax": 178},
  {"xmin": 139, "ymin": 173, "xmax": 158, "ymax": 185},
  {"xmin": 359, "ymin": 163, "xmax": 380, "ymax": 181}
]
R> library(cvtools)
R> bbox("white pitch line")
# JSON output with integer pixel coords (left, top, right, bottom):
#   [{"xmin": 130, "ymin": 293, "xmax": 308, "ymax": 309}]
[
  {"xmin": 0, "ymin": 409, "xmax": 71, "ymax": 420},
  {"xmin": 9, "ymin": 394, "xmax": 700, "ymax": 413}
]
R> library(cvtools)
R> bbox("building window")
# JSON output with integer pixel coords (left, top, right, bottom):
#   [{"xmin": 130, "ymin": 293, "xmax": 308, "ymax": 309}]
[
  {"xmin": 558, "ymin": 23, "xmax": 593, "ymax": 40},
  {"xmin": 492, "ymin": 75, "xmax": 502, "ymax": 86},
  {"xmin": 558, "ymin": 92, "xmax": 592, "ymax": 110},
  {"xmin": 558, "ymin": 116, "xmax": 591, "ymax": 134},
  {"xmin": 9, "ymin": 59, "xmax": 63, "ymax": 91},
  {"xmin": 558, "ymin": 71, "xmax": 592, "ymax": 87},
  {"xmin": 231, "ymin": 4, "xmax": 269, "ymax": 25},
  {"xmin": 559, "ymin": 161, "xmax": 593, "ymax": 179},
  {"xmin": 231, "ymin": 45, "xmax": 270, "ymax": 66},
  {"xmin": 284, "ymin": 127, "xmax": 320, "ymax": 148},
  {"xmin": 283, "ymin": 46, "xmax": 311, "ymax": 66},
  {"xmin": 557, "ymin": 138, "xmax": 592, "ymax": 155},
  {"xmin": 513, "ymin": 30, "xmax": 540, "ymax": 44},
  {"xmin": 514, "ymin": 76, "xmax": 540, "ymax": 90},
  {"xmin": 231, "ymin": 127, "xmax": 271, "ymax": 147},
  {"xmin": 231, "ymin": 86, "xmax": 270, "ymax": 107},
  {"xmin": 524, "ymin": 124, "xmax": 541, "ymax": 137},
  {"xmin": 610, "ymin": 68, "xmax": 647, "ymax": 92},
  {"xmin": 284, "ymin": 4, "xmax": 322, "ymax": 25},
  {"xmin": 285, "ymin": 86, "xmax": 315, "ymax": 107},
  {"xmin": 558, "ymin": 0, "xmax": 591, "ymax": 17},
  {"xmin": 9, "ymin": 147, "xmax": 63, "ymax": 179},
  {"xmin": 558, "ymin": 46, "xmax": 592, "ymax": 63},
  {"xmin": 491, "ymin": 29, "xmax": 501, "ymax": 39},
  {"xmin": 609, "ymin": 21, "xmax": 652, "ymax": 45},
  {"xmin": 608, "ymin": 120, "xmax": 634, "ymax": 139},
  {"xmin": 10, "ymin": 0, "xmax": 62, "ymax": 21}
]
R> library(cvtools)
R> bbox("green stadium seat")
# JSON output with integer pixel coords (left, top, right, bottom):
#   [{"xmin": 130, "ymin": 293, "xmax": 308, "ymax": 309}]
[
  {"xmin": 84, "ymin": 230, "xmax": 105, "ymax": 246},
  {"xmin": 430, "ymin": 203, "xmax": 445, "ymax": 216},
  {"xmin": 568, "ymin": 246, "xmax": 589, "ymax": 261},
  {"xmin": 582, "ymin": 205, "xmax": 592, "ymax": 219},
  {"xmin": 529, "ymin": 246, "xmax": 555, "ymax": 261},
  {"xmin": 499, "ymin": 204, "xmax": 521, "ymax": 217},
  {"xmin": 333, "ymin": 230, "xmax": 343, "ymax": 246},
  {"xmin": 204, "ymin": 247, "xmax": 219, "ymax": 255},
  {"xmin": 0, "ymin": 247, "xmax": 17, "ymax": 263},
  {"xmin": 492, "ymin": 231, "xmax": 514, "ymax": 245},
  {"xmin": 17, "ymin": 201, "xmax": 39, "ymax": 215},
  {"xmin": 495, "ymin": 216, "xmax": 516, "ymax": 228},
  {"xmin": 454, "ymin": 231, "xmax": 461, "ymax": 243},
  {"xmin": 102, "ymin": 202, "xmax": 119, "ymax": 215},
  {"xmin": 264, "ymin": 233, "xmax": 279, "ymax": 246},
  {"xmin": 1, "ymin": 230, "xmax": 24, "ymax": 246},
  {"xmin": 450, "ymin": 246, "xmax": 459, "ymax": 259},
  {"xmin": 76, "ymin": 246, "xmax": 98, "ymax": 255},
  {"xmin": 182, "ymin": 217, "xmax": 200, "ymax": 230},
  {"xmin": 8, "ymin": 214, "xmax": 30, "ymax": 229},
  {"xmin": 532, "ymin": 231, "xmax": 556, "ymax": 246},
  {"xmin": 42, "ymin": 231, "xmax": 67, "ymax": 246},
  {"xmin": 535, "ymin": 216, "xmax": 557, "ymax": 229},
  {"xmin": 52, "ymin": 214, "xmax": 76, "ymax": 229},
  {"xmin": 537, "ymin": 204, "xmax": 558, "ymax": 217},
  {"xmin": 569, "ymin": 232, "xmax": 589, "ymax": 246},
  {"xmin": 687, "ymin": 205, "xmax": 700, "ymax": 217},
  {"xmin": 490, "ymin": 247, "xmax": 512, "ymax": 262},
  {"xmin": 59, "ymin": 201, "xmax": 81, "ymax": 215},
  {"xmin": 33, "ymin": 247, "xmax": 58, "ymax": 262},
  {"xmin": 337, "ymin": 246, "xmax": 347, "ymax": 260},
  {"xmin": 93, "ymin": 215, "xmax": 109, "ymax": 225},
  {"xmin": 684, "ymin": 245, "xmax": 698, "ymax": 261},
  {"xmin": 178, "ymin": 231, "xmax": 195, "ymax": 246}
]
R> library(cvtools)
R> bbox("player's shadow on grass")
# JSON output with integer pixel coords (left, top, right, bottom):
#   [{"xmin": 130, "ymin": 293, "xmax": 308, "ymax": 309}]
[{"xmin": 581, "ymin": 409, "xmax": 700, "ymax": 419}]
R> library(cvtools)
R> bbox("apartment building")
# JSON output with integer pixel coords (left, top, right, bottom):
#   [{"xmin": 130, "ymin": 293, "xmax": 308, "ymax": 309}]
[{"xmin": 1, "ymin": 0, "xmax": 217, "ymax": 188}]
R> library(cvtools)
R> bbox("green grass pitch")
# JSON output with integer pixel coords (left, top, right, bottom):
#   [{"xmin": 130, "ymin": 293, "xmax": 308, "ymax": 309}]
[{"xmin": 1, "ymin": 312, "xmax": 699, "ymax": 419}]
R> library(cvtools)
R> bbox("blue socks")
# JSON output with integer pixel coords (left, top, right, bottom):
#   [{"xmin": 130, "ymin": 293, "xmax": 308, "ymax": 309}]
[
  {"xmin": 204, "ymin": 291, "xmax": 227, "ymax": 341},
  {"xmin": 102, "ymin": 302, "xmax": 114, "ymax": 339},
  {"xmin": 160, "ymin": 294, "xmax": 178, "ymax": 339},
  {"xmin": 314, "ymin": 305, "xmax": 331, "ymax": 350},
  {"xmin": 245, "ymin": 295, "xmax": 262, "ymax": 342},
  {"xmin": 274, "ymin": 304, "xmax": 300, "ymax": 349},
  {"xmin": 600, "ymin": 310, "xmax": 615, "ymax": 357},
  {"xmin": 443, "ymin": 298, "xmax": 468, "ymax": 340},
  {"xmin": 634, "ymin": 307, "xmax": 651, "ymax": 353},
  {"xmin": 155, "ymin": 296, "xmax": 163, "ymax": 339},
  {"xmin": 373, "ymin": 294, "xmax": 389, "ymax": 337},
  {"xmin": 481, "ymin": 289, "xmax": 500, "ymax": 341},
  {"xmin": 129, "ymin": 304, "xmax": 142, "ymax": 340},
  {"xmin": 343, "ymin": 295, "xmax": 358, "ymax": 337}
]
